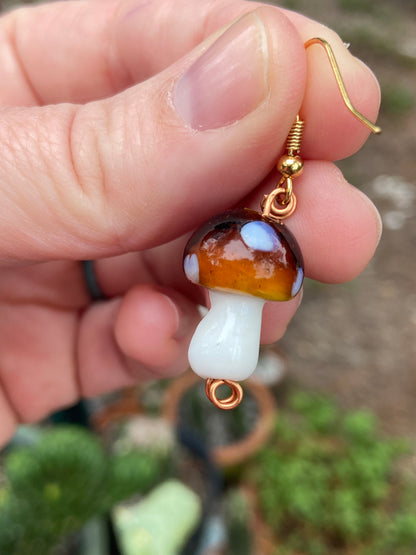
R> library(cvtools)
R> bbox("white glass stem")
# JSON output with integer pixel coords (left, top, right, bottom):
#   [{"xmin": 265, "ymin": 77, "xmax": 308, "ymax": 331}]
[{"xmin": 188, "ymin": 290, "xmax": 265, "ymax": 381}]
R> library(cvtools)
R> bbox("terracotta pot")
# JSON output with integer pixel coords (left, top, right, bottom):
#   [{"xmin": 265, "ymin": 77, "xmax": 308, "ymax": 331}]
[
  {"xmin": 240, "ymin": 486, "xmax": 307, "ymax": 555},
  {"xmin": 163, "ymin": 372, "xmax": 276, "ymax": 467},
  {"xmin": 92, "ymin": 387, "xmax": 143, "ymax": 432}
]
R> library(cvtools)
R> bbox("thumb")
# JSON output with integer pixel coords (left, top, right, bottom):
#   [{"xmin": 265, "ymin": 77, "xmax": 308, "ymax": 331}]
[{"xmin": 0, "ymin": 7, "xmax": 305, "ymax": 263}]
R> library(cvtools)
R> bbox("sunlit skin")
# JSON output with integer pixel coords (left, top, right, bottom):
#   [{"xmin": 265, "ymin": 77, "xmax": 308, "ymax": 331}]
[{"xmin": 0, "ymin": 0, "xmax": 381, "ymax": 446}]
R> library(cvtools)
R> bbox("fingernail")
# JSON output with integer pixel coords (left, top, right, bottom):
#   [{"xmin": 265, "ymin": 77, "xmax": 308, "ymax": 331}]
[
  {"xmin": 355, "ymin": 188, "xmax": 383, "ymax": 246},
  {"xmin": 161, "ymin": 293, "xmax": 192, "ymax": 341},
  {"xmin": 174, "ymin": 12, "xmax": 269, "ymax": 130},
  {"xmin": 370, "ymin": 199, "xmax": 383, "ymax": 246},
  {"xmin": 161, "ymin": 293, "xmax": 181, "ymax": 336}
]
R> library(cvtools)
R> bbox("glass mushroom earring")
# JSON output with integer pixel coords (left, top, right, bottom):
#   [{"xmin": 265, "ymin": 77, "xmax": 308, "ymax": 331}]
[{"xmin": 183, "ymin": 38, "xmax": 381, "ymax": 409}]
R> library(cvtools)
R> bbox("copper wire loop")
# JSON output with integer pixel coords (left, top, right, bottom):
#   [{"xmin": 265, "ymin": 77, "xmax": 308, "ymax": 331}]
[
  {"xmin": 283, "ymin": 177, "xmax": 293, "ymax": 205},
  {"xmin": 205, "ymin": 378, "xmax": 244, "ymax": 410},
  {"xmin": 261, "ymin": 188, "xmax": 297, "ymax": 221}
]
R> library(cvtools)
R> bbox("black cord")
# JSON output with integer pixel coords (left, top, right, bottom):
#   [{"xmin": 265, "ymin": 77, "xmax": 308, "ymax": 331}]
[{"xmin": 81, "ymin": 260, "xmax": 107, "ymax": 301}]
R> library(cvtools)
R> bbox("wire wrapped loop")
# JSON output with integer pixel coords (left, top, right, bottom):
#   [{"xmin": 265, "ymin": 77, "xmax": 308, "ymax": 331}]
[
  {"xmin": 261, "ymin": 188, "xmax": 297, "ymax": 221},
  {"xmin": 205, "ymin": 378, "xmax": 243, "ymax": 410}
]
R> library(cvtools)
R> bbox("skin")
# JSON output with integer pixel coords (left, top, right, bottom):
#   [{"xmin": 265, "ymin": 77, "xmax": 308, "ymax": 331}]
[{"xmin": 0, "ymin": 0, "xmax": 381, "ymax": 446}]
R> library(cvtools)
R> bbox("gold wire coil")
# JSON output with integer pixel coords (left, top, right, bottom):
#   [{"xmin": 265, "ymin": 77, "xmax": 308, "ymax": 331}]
[
  {"xmin": 286, "ymin": 116, "xmax": 305, "ymax": 155},
  {"xmin": 205, "ymin": 378, "xmax": 243, "ymax": 410}
]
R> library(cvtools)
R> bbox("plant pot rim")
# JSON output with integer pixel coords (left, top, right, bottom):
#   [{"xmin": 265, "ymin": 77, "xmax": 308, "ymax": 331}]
[
  {"xmin": 162, "ymin": 372, "xmax": 276, "ymax": 467},
  {"xmin": 92, "ymin": 388, "xmax": 142, "ymax": 432}
]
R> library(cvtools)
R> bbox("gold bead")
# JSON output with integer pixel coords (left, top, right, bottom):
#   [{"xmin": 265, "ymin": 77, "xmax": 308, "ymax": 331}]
[{"xmin": 277, "ymin": 155, "xmax": 304, "ymax": 178}]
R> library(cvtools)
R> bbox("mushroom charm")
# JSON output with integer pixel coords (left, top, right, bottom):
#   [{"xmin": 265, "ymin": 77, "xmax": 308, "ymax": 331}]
[
  {"xmin": 182, "ymin": 117, "xmax": 307, "ymax": 409},
  {"xmin": 182, "ymin": 37, "xmax": 382, "ymax": 409},
  {"xmin": 183, "ymin": 114, "xmax": 307, "ymax": 409},
  {"xmin": 183, "ymin": 209, "xmax": 303, "ymax": 382}
]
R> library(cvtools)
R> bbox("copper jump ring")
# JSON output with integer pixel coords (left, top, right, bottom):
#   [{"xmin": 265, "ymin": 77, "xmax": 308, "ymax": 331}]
[
  {"xmin": 261, "ymin": 187, "xmax": 297, "ymax": 221},
  {"xmin": 205, "ymin": 378, "xmax": 243, "ymax": 410}
]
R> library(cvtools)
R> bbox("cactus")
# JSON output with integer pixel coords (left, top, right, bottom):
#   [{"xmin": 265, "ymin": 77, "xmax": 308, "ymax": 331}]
[{"xmin": 0, "ymin": 425, "xmax": 170, "ymax": 554}]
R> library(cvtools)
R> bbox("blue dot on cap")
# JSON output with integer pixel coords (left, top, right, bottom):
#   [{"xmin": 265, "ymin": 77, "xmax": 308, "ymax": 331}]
[
  {"xmin": 241, "ymin": 221, "xmax": 280, "ymax": 252},
  {"xmin": 184, "ymin": 253, "xmax": 199, "ymax": 283},
  {"xmin": 291, "ymin": 267, "xmax": 304, "ymax": 296}
]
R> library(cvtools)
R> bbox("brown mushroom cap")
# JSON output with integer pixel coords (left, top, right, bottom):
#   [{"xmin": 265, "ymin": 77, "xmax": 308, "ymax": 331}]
[{"xmin": 183, "ymin": 208, "xmax": 304, "ymax": 302}]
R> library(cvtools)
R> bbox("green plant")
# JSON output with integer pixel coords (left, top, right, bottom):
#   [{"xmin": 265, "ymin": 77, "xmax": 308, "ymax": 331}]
[
  {"xmin": 0, "ymin": 425, "xmax": 170, "ymax": 554},
  {"xmin": 224, "ymin": 488, "xmax": 253, "ymax": 555},
  {"xmin": 338, "ymin": 0, "xmax": 376, "ymax": 13},
  {"xmin": 248, "ymin": 391, "xmax": 416, "ymax": 554},
  {"xmin": 381, "ymin": 84, "xmax": 415, "ymax": 116}
]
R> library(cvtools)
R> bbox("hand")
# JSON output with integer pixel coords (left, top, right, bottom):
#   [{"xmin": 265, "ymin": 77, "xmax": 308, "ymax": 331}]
[{"xmin": 0, "ymin": 0, "xmax": 381, "ymax": 445}]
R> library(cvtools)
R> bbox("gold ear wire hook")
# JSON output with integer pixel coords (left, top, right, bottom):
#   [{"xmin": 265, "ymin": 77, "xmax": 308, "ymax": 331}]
[
  {"xmin": 304, "ymin": 37, "xmax": 381, "ymax": 134},
  {"xmin": 262, "ymin": 38, "xmax": 381, "ymax": 223}
]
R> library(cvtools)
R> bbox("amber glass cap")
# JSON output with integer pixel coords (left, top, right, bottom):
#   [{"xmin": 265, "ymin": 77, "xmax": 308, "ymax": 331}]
[{"xmin": 183, "ymin": 209, "xmax": 304, "ymax": 301}]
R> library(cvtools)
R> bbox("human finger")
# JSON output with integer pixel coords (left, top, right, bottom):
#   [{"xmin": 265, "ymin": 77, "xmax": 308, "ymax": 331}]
[
  {"xmin": 246, "ymin": 160, "xmax": 382, "ymax": 283},
  {"xmin": 0, "ymin": 303, "xmax": 79, "ymax": 445},
  {"xmin": 94, "ymin": 161, "xmax": 380, "ymax": 307},
  {"xmin": 78, "ymin": 285, "xmax": 200, "ymax": 397},
  {"xmin": 0, "ymin": 284, "xmax": 198, "ymax": 446},
  {"xmin": 1, "ymin": 0, "xmax": 379, "ymax": 160},
  {"xmin": 0, "ymin": 7, "xmax": 307, "ymax": 263},
  {"xmin": 90, "ymin": 158, "xmax": 380, "ymax": 351},
  {"xmin": 92, "ymin": 161, "xmax": 380, "ymax": 346}
]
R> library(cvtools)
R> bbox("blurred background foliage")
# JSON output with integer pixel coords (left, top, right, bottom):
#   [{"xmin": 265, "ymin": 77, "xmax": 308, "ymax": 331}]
[
  {"xmin": 0, "ymin": 426, "xmax": 171, "ymax": 554},
  {"xmin": 248, "ymin": 391, "xmax": 416, "ymax": 554}
]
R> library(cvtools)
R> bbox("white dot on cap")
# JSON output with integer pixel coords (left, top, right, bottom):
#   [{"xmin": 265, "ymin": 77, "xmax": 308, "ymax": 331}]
[
  {"xmin": 184, "ymin": 253, "xmax": 199, "ymax": 283},
  {"xmin": 241, "ymin": 221, "xmax": 280, "ymax": 252},
  {"xmin": 291, "ymin": 267, "xmax": 304, "ymax": 296}
]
